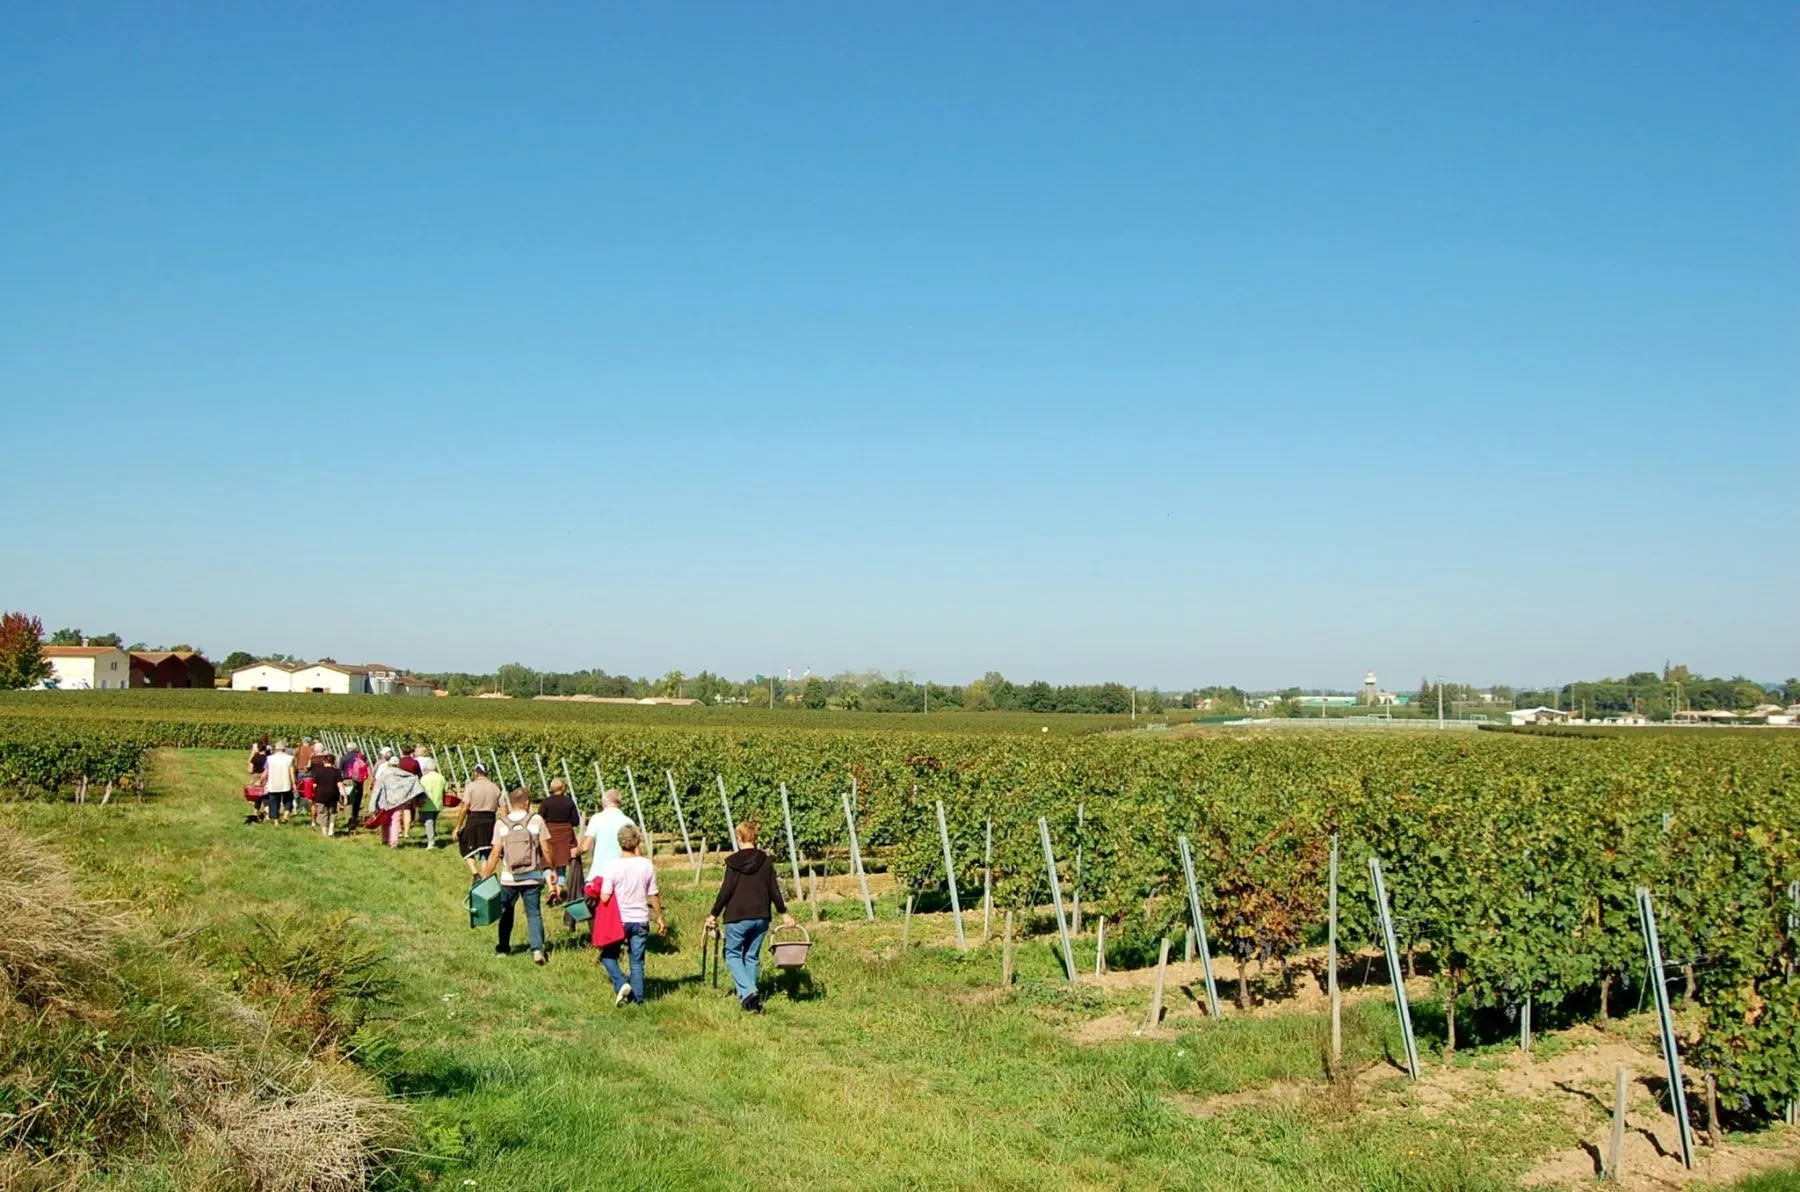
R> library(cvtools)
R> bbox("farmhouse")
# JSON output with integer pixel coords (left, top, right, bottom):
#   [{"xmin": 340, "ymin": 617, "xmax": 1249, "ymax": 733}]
[
  {"xmin": 129, "ymin": 650, "xmax": 216, "ymax": 689},
  {"xmin": 39, "ymin": 645, "xmax": 133, "ymax": 690}
]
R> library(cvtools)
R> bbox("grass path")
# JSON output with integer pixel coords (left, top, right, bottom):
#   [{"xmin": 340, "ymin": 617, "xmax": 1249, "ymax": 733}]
[{"xmin": 9, "ymin": 749, "xmax": 1796, "ymax": 1191}]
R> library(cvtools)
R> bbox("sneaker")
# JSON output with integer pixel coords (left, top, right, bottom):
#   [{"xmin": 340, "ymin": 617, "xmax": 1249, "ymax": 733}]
[
  {"xmin": 533, "ymin": 951, "xmax": 546, "ymax": 966},
  {"xmin": 614, "ymin": 984, "xmax": 631, "ymax": 1007}
]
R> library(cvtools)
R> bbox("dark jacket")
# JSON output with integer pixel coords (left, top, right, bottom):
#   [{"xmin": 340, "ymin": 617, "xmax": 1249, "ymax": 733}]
[
  {"xmin": 309, "ymin": 763, "xmax": 343, "ymax": 806},
  {"xmin": 710, "ymin": 848, "xmax": 788, "ymax": 924}
]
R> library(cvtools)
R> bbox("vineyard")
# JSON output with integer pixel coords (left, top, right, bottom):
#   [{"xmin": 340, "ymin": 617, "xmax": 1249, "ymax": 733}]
[{"xmin": 2, "ymin": 692, "xmax": 1797, "ymax": 1133}]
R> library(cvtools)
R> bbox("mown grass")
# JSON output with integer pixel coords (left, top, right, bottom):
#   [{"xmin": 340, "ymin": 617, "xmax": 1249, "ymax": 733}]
[{"xmin": 4, "ymin": 748, "xmax": 1793, "ymax": 1191}]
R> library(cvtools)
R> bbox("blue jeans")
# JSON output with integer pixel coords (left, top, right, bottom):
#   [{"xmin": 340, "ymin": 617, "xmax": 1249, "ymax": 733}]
[
  {"xmin": 601, "ymin": 921, "xmax": 649, "ymax": 1002},
  {"xmin": 497, "ymin": 882, "xmax": 545, "ymax": 954},
  {"xmin": 723, "ymin": 918, "xmax": 769, "ymax": 1002}
]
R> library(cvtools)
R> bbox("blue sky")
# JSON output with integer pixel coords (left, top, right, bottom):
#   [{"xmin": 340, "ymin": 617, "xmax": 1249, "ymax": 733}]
[{"xmin": 3, "ymin": 3, "xmax": 1794, "ymax": 689}]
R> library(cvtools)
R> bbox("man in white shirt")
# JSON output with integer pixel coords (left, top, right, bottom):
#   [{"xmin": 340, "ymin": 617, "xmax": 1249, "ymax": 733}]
[
  {"xmin": 580, "ymin": 789, "xmax": 635, "ymax": 884},
  {"xmin": 262, "ymin": 741, "xmax": 297, "ymax": 823}
]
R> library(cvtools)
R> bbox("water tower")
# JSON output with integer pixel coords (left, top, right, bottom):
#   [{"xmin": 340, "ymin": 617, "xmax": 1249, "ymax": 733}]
[{"xmin": 1363, "ymin": 671, "xmax": 1378, "ymax": 705}]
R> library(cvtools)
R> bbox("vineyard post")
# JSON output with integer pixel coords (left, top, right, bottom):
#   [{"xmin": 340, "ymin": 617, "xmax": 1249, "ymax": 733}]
[
  {"xmin": 1072, "ymin": 802, "xmax": 1084, "ymax": 937},
  {"xmin": 487, "ymin": 747, "xmax": 504, "ymax": 785},
  {"xmin": 1177, "ymin": 835, "xmax": 1223, "ymax": 1019},
  {"xmin": 560, "ymin": 758, "xmax": 577, "ymax": 812},
  {"xmin": 1606, "ymin": 1065, "xmax": 1629, "ymax": 1181},
  {"xmin": 778, "ymin": 783, "xmax": 804, "ymax": 903},
  {"xmin": 982, "ymin": 816, "xmax": 993, "ymax": 944},
  {"xmin": 664, "ymin": 770, "xmax": 697, "ymax": 877},
  {"xmin": 1038, "ymin": 817, "xmax": 1077, "ymax": 983},
  {"xmin": 935, "ymin": 799, "xmax": 966, "ymax": 950},
  {"xmin": 1368, "ymin": 855, "xmax": 1421, "ymax": 1080},
  {"xmin": 1787, "ymin": 880, "xmax": 1797, "ymax": 1126},
  {"xmin": 509, "ymin": 751, "xmax": 528, "ymax": 794},
  {"xmin": 1145, "ymin": 938, "xmax": 1170, "ymax": 1029},
  {"xmin": 621, "ymin": 765, "xmax": 652, "ymax": 857},
  {"xmin": 716, "ymin": 773, "xmax": 737, "ymax": 847},
  {"xmin": 1328, "ymin": 833, "xmax": 1341, "ymax": 1066},
  {"xmin": 1094, "ymin": 918, "xmax": 1105, "ymax": 975},
  {"xmin": 533, "ymin": 753, "xmax": 551, "ymax": 799},
  {"xmin": 1521, "ymin": 852, "xmax": 1534, "ymax": 1053},
  {"xmin": 1637, "ymin": 887, "xmax": 1695, "ymax": 1169},
  {"xmin": 455, "ymin": 745, "xmax": 470, "ymax": 785},
  {"xmin": 841, "ymin": 785, "xmax": 875, "ymax": 920},
  {"xmin": 1001, "ymin": 910, "xmax": 1015, "ymax": 987}
]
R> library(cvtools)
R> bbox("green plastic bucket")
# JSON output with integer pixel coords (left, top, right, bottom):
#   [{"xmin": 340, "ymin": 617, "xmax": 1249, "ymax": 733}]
[{"xmin": 468, "ymin": 876, "xmax": 503, "ymax": 928}]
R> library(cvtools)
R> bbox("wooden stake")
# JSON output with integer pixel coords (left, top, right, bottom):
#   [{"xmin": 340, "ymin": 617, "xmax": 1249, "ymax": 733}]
[
  {"xmin": 1146, "ymin": 937, "xmax": 1171, "ymax": 1030},
  {"xmin": 1094, "ymin": 918, "xmax": 1106, "ymax": 975},
  {"xmin": 1185, "ymin": 928, "xmax": 1195, "ymax": 964},
  {"xmin": 902, "ymin": 895, "xmax": 914, "ymax": 950},
  {"xmin": 1606, "ymin": 1066, "xmax": 1629, "ymax": 1181},
  {"xmin": 695, "ymin": 836, "xmax": 706, "ymax": 887},
  {"xmin": 1001, "ymin": 910, "xmax": 1015, "ymax": 987},
  {"xmin": 982, "ymin": 816, "xmax": 993, "ymax": 943}
]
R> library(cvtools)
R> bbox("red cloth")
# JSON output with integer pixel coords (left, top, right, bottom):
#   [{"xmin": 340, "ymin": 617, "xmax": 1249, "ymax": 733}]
[{"xmin": 585, "ymin": 875, "xmax": 625, "ymax": 948}]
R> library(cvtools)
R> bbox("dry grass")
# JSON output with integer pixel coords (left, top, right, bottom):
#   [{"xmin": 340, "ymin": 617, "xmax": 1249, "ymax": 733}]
[
  {"xmin": 0, "ymin": 823, "xmax": 407, "ymax": 1191},
  {"xmin": 0, "ymin": 825, "xmax": 129, "ymax": 1018}
]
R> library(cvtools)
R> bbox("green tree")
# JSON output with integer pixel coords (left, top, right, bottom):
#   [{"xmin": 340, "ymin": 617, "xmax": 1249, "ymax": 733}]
[
  {"xmin": 802, "ymin": 676, "xmax": 827, "ymax": 709},
  {"xmin": 0, "ymin": 611, "xmax": 52, "ymax": 689},
  {"xmin": 962, "ymin": 679, "xmax": 995, "ymax": 712},
  {"xmin": 1784, "ymin": 678, "xmax": 1799, "ymax": 704},
  {"xmin": 221, "ymin": 651, "xmax": 256, "ymax": 671},
  {"xmin": 88, "ymin": 632, "xmax": 122, "ymax": 648},
  {"xmin": 49, "ymin": 627, "xmax": 83, "ymax": 645}
]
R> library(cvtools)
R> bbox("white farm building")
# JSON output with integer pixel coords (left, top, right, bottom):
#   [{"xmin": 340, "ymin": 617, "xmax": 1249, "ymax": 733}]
[
  {"xmin": 231, "ymin": 662, "xmax": 299, "ymax": 693},
  {"xmin": 229, "ymin": 660, "xmax": 436, "ymax": 696},
  {"xmin": 39, "ymin": 645, "xmax": 133, "ymax": 690}
]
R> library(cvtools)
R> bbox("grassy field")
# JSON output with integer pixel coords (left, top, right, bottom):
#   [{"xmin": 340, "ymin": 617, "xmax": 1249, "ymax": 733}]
[{"xmin": 6, "ymin": 748, "xmax": 1797, "ymax": 1191}]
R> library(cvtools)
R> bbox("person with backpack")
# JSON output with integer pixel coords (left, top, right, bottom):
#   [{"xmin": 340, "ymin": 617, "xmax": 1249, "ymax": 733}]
[
  {"xmin": 592, "ymin": 823, "xmax": 664, "ymax": 1006},
  {"xmin": 479, "ymin": 787, "xmax": 556, "ymax": 964},
  {"xmin": 704, "ymin": 822, "xmax": 798, "ymax": 1013}
]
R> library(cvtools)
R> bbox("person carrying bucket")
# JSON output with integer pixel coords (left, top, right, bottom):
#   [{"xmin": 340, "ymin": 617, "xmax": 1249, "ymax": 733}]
[
  {"xmin": 704, "ymin": 821, "xmax": 797, "ymax": 1014},
  {"xmin": 478, "ymin": 786, "xmax": 554, "ymax": 965},
  {"xmin": 454, "ymin": 763, "xmax": 504, "ymax": 875}
]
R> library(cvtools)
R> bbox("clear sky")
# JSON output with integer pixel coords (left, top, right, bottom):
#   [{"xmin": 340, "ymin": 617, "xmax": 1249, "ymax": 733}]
[{"xmin": 3, "ymin": 3, "xmax": 1795, "ymax": 690}]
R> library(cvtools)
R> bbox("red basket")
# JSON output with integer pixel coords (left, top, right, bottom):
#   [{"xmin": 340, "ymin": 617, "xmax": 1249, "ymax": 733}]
[{"xmin": 242, "ymin": 785, "xmax": 265, "ymax": 803}]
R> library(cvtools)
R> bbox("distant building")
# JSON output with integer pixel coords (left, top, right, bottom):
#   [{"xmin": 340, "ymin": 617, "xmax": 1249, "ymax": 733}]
[
  {"xmin": 1508, "ymin": 706, "xmax": 1571, "ymax": 726},
  {"xmin": 291, "ymin": 662, "xmax": 371, "ymax": 694},
  {"xmin": 129, "ymin": 650, "xmax": 215, "ymax": 689},
  {"xmin": 39, "ymin": 645, "xmax": 133, "ymax": 690},
  {"xmin": 231, "ymin": 662, "xmax": 297, "ymax": 692}
]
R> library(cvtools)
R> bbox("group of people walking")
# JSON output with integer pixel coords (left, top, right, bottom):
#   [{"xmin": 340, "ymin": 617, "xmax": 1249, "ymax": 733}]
[
  {"xmin": 245, "ymin": 735, "xmax": 797, "ymax": 1011},
  {"xmin": 247, "ymin": 736, "xmax": 445, "ymax": 844}
]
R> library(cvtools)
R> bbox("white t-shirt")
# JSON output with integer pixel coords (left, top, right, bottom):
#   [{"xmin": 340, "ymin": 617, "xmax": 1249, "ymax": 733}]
[
  {"xmin": 602, "ymin": 856, "xmax": 659, "ymax": 924},
  {"xmin": 263, "ymin": 752, "xmax": 296, "ymax": 794},
  {"xmin": 584, "ymin": 807, "xmax": 635, "ymax": 882},
  {"xmin": 492, "ymin": 811, "xmax": 549, "ymax": 886}
]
